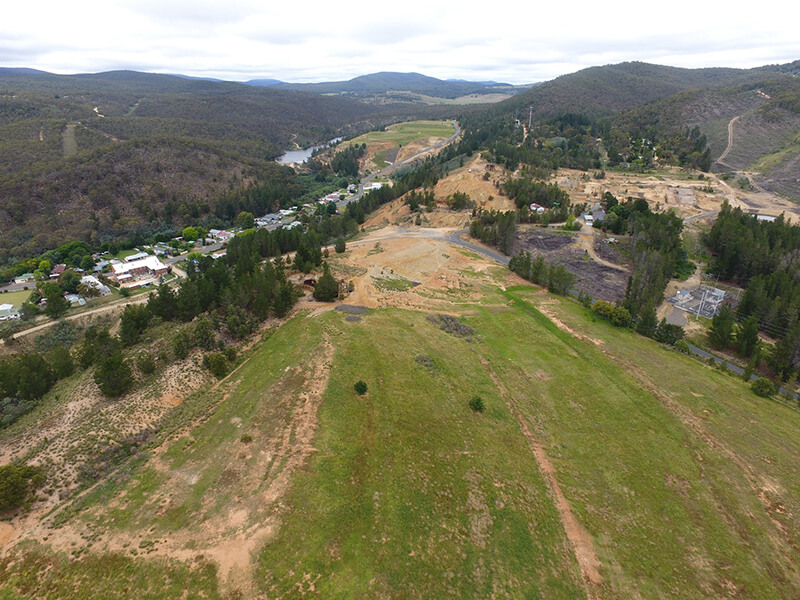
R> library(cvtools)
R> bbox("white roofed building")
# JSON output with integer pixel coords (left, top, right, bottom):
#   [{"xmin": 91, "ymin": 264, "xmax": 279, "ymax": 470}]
[{"xmin": 111, "ymin": 256, "xmax": 169, "ymax": 284}]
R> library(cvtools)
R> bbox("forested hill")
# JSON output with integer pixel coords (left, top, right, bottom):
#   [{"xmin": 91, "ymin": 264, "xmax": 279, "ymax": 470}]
[
  {"xmin": 504, "ymin": 61, "xmax": 796, "ymax": 119},
  {"xmin": 0, "ymin": 68, "xmax": 394, "ymax": 149},
  {"xmin": 0, "ymin": 69, "xmax": 449, "ymax": 260},
  {"xmin": 488, "ymin": 60, "xmax": 800, "ymax": 201}
]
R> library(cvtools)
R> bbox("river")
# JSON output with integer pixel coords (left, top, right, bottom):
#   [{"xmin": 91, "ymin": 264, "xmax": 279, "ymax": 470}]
[{"xmin": 277, "ymin": 137, "xmax": 342, "ymax": 164}]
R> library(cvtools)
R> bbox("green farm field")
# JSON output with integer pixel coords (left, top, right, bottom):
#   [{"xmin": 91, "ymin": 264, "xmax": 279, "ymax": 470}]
[
  {"xmin": 347, "ymin": 120, "xmax": 455, "ymax": 147},
  {"xmin": 1, "ymin": 236, "xmax": 799, "ymax": 599},
  {"xmin": 345, "ymin": 120, "xmax": 455, "ymax": 169}
]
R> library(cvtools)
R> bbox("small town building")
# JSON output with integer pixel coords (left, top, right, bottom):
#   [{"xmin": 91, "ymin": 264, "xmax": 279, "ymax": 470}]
[
  {"xmin": 208, "ymin": 229, "xmax": 234, "ymax": 242},
  {"xmin": 80, "ymin": 274, "xmax": 111, "ymax": 296},
  {"xmin": 0, "ymin": 303, "xmax": 20, "ymax": 320},
  {"xmin": 65, "ymin": 293, "xmax": 86, "ymax": 306},
  {"xmin": 50, "ymin": 263, "xmax": 67, "ymax": 278},
  {"xmin": 111, "ymin": 256, "xmax": 169, "ymax": 284},
  {"xmin": 92, "ymin": 259, "xmax": 110, "ymax": 272}
]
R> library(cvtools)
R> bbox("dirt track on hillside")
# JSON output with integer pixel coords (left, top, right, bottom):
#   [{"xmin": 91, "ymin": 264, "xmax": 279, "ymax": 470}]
[{"xmin": 479, "ymin": 356, "xmax": 603, "ymax": 596}]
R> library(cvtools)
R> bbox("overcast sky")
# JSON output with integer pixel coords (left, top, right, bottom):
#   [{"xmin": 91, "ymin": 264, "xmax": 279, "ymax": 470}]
[{"xmin": 3, "ymin": 1, "xmax": 799, "ymax": 84}]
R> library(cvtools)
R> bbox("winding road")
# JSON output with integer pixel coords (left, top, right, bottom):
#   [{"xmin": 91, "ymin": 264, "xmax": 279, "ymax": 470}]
[{"xmin": 716, "ymin": 115, "xmax": 740, "ymax": 167}]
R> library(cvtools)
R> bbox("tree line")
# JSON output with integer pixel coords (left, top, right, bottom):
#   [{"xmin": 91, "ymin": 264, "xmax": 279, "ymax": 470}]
[{"xmin": 707, "ymin": 202, "xmax": 800, "ymax": 378}]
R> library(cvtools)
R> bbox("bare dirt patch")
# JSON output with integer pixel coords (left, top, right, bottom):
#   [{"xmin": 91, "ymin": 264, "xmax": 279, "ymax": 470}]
[
  {"xmin": 555, "ymin": 167, "xmax": 800, "ymax": 223},
  {"xmin": 434, "ymin": 156, "xmax": 515, "ymax": 211},
  {"xmin": 28, "ymin": 336, "xmax": 336, "ymax": 600},
  {"xmin": 396, "ymin": 137, "xmax": 441, "ymax": 163},
  {"xmin": 363, "ymin": 198, "xmax": 412, "ymax": 228},
  {"xmin": 0, "ymin": 352, "xmax": 210, "ymax": 556}
]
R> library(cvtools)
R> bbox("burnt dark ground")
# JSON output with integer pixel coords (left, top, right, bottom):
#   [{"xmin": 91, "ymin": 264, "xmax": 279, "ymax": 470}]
[{"xmin": 513, "ymin": 229, "xmax": 631, "ymax": 303}]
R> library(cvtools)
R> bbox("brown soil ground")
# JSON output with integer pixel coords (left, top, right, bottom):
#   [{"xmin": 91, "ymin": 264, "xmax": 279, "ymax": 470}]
[
  {"xmin": 554, "ymin": 167, "xmax": 800, "ymax": 222},
  {"xmin": 320, "ymin": 227, "xmax": 513, "ymax": 315},
  {"xmin": 435, "ymin": 156, "xmax": 515, "ymax": 212},
  {"xmin": 362, "ymin": 198, "xmax": 471, "ymax": 230},
  {"xmin": 396, "ymin": 137, "xmax": 443, "ymax": 163}
]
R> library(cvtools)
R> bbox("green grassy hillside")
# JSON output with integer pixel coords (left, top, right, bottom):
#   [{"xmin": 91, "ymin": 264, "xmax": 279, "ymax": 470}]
[{"xmin": 3, "ymin": 265, "xmax": 798, "ymax": 599}]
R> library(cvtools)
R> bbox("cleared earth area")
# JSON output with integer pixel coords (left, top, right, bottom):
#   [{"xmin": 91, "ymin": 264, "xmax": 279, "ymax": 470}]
[{"xmin": 2, "ymin": 221, "xmax": 799, "ymax": 600}]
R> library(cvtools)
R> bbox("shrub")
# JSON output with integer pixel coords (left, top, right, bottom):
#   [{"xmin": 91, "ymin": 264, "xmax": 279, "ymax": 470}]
[
  {"xmin": 173, "ymin": 330, "xmax": 191, "ymax": 360},
  {"xmin": 203, "ymin": 353, "xmax": 228, "ymax": 379},
  {"xmin": 611, "ymin": 306, "xmax": 632, "ymax": 328},
  {"xmin": 674, "ymin": 339, "xmax": 690, "ymax": 354},
  {"xmin": 751, "ymin": 377, "xmax": 776, "ymax": 398},
  {"xmin": 354, "ymin": 380, "xmax": 368, "ymax": 395},
  {"xmin": 46, "ymin": 345, "xmax": 75, "ymax": 379},
  {"xmin": 94, "ymin": 351, "xmax": 133, "ymax": 398},
  {"xmin": 136, "ymin": 352, "xmax": 156, "ymax": 375},
  {"xmin": 240, "ymin": 433, "xmax": 253, "ymax": 444},
  {"xmin": 334, "ymin": 238, "xmax": 346, "ymax": 253},
  {"xmin": 0, "ymin": 464, "xmax": 44, "ymax": 513},
  {"xmin": 469, "ymin": 395, "xmax": 485, "ymax": 413},
  {"xmin": 225, "ymin": 346, "xmax": 237, "ymax": 363}
]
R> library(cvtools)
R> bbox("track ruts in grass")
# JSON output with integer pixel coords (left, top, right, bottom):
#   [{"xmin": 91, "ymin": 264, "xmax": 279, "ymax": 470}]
[{"xmin": 476, "ymin": 353, "xmax": 603, "ymax": 597}]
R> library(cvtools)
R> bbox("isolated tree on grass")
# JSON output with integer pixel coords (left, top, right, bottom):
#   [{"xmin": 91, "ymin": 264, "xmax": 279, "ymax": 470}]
[
  {"xmin": 469, "ymin": 395, "xmax": 485, "ymax": 413},
  {"xmin": 354, "ymin": 380, "xmax": 368, "ymax": 395}
]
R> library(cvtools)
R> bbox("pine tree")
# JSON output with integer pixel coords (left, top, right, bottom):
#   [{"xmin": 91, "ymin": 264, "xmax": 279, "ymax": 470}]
[
  {"xmin": 708, "ymin": 304, "xmax": 735, "ymax": 349},
  {"xmin": 313, "ymin": 264, "xmax": 339, "ymax": 302}
]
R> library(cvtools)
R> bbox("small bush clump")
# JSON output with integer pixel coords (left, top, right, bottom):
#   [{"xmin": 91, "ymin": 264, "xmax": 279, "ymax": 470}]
[
  {"xmin": 469, "ymin": 396, "xmax": 485, "ymax": 413},
  {"xmin": 426, "ymin": 314, "xmax": 475, "ymax": 339},
  {"xmin": 354, "ymin": 380, "xmax": 368, "ymax": 395},
  {"xmin": 203, "ymin": 353, "xmax": 228, "ymax": 379},
  {"xmin": 751, "ymin": 377, "xmax": 776, "ymax": 398},
  {"xmin": 415, "ymin": 354, "xmax": 436, "ymax": 374}
]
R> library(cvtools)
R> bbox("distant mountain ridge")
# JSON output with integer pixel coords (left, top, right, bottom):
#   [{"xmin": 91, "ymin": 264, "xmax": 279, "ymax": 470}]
[{"xmin": 257, "ymin": 71, "xmax": 525, "ymax": 99}]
